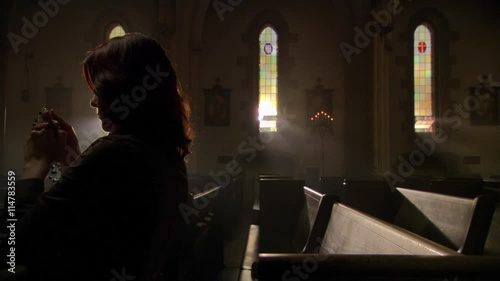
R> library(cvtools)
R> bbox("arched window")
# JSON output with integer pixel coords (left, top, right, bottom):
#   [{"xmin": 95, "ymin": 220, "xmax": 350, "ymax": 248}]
[
  {"xmin": 258, "ymin": 26, "xmax": 278, "ymax": 132},
  {"xmin": 414, "ymin": 24, "xmax": 434, "ymax": 133},
  {"xmin": 108, "ymin": 24, "xmax": 126, "ymax": 39}
]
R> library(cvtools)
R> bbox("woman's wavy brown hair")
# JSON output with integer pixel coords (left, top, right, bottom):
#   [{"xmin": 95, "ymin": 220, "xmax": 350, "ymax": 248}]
[{"xmin": 82, "ymin": 33, "xmax": 193, "ymax": 160}]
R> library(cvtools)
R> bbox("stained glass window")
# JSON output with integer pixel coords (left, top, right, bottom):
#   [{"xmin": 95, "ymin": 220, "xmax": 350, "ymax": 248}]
[
  {"xmin": 109, "ymin": 25, "xmax": 126, "ymax": 39},
  {"xmin": 259, "ymin": 26, "xmax": 278, "ymax": 132},
  {"xmin": 414, "ymin": 24, "xmax": 434, "ymax": 133}
]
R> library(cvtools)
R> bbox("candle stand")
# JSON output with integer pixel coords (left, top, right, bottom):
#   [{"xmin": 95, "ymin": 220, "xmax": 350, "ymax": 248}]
[{"xmin": 310, "ymin": 111, "xmax": 334, "ymax": 176}]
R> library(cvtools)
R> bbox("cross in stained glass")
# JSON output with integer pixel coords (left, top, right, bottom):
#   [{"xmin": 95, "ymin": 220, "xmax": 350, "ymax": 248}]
[{"xmin": 418, "ymin": 41, "xmax": 427, "ymax": 53}]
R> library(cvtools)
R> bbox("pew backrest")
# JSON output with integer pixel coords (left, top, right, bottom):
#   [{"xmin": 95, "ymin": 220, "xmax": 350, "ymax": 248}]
[
  {"xmin": 484, "ymin": 203, "xmax": 500, "ymax": 255},
  {"xmin": 177, "ymin": 185, "xmax": 223, "ymax": 281},
  {"xmin": 303, "ymin": 186, "xmax": 323, "ymax": 230},
  {"xmin": 428, "ymin": 178, "xmax": 484, "ymax": 198},
  {"xmin": 319, "ymin": 177, "xmax": 397, "ymax": 221},
  {"xmin": 259, "ymin": 179, "xmax": 308, "ymax": 253},
  {"xmin": 394, "ymin": 187, "xmax": 495, "ymax": 254},
  {"xmin": 188, "ymin": 185, "xmax": 222, "ymax": 224},
  {"xmin": 319, "ymin": 203, "xmax": 459, "ymax": 255}
]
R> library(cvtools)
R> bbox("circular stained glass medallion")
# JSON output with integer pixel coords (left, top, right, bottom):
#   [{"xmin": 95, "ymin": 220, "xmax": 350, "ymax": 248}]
[{"xmin": 264, "ymin": 43, "xmax": 273, "ymax": 55}]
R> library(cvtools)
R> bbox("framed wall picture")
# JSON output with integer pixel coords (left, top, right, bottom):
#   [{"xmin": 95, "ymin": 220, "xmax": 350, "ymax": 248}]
[
  {"xmin": 469, "ymin": 86, "xmax": 499, "ymax": 126},
  {"xmin": 204, "ymin": 79, "xmax": 231, "ymax": 126}
]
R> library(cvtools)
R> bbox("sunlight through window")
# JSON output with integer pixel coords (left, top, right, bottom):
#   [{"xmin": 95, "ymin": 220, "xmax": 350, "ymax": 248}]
[
  {"xmin": 259, "ymin": 26, "xmax": 278, "ymax": 132},
  {"xmin": 109, "ymin": 25, "xmax": 126, "ymax": 40}
]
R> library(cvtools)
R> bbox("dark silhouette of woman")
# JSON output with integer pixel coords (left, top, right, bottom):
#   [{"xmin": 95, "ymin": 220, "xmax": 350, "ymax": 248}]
[{"xmin": 3, "ymin": 33, "xmax": 193, "ymax": 281}]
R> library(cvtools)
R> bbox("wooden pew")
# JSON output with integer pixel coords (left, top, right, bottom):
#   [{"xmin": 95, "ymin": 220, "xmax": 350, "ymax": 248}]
[
  {"xmin": 319, "ymin": 177, "xmax": 397, "ymax": 221},
  {"xmin": 258, "ymin": 179, "xmax": 308, "ymax": 253},
  {"xmin": 484, "ymin": 203, "xmax": 500, "ymax": 255},
  {"xmin": 484, "ymin": 179, "xmax": 500, "ymax": 190},
  {"xmin": 399, "ymin": 176, "xmax": 487, "ymax": 198},
  {"xmin": 303, "ymin": 187, "xmax": 324, "ymax": 231},
  {"xmin": 393, "ymin": 187, "xmax": 495, "ymax": 254},
  {"xmin": 212, "ymin": 176, "xmax": 243, "ymax": 239},
  {"xmin": 252, "ymin": 198, "xmax": 463, "ymax": 281},
  {"xmin": 252, "ymin": 174, "xmax": 293, "ymax": 224},
  {"xmin": 397, "ymin": 175, "xmax": 432, "ymax": 190},
  {"xmin": 255, "ymin": 254, "xmax": 500, "ymax": 280},
  {"xmin": 317, "ymin": 176, "xmax": 345, "ymax": 195},
  {"xmin": 188, "ymin": 174, "xmax": 243, "ymax": 239},
  {"xmin": 259, "ymin": 174, "xmax": 293, "ymax": 180},
  {"xmin": 240, "ymin": 184, "xmax": 321, "ymax": 279},
  {"xmin": 428, "ymin": 177, "xmax": 485, "ymax": 198},
  {"xmin": 315, "ymin": 202, "xmax": 458, "ymax": 255},
  {"xmin": 241, "ymin": 185, "xmax": 334, "ymax": 281},
  {"xmin": 319, "ymin": 177, "xmax": 495, "ymax": 254},
  {"xmin": 178, "ymin": 185, "xmax": 223, "ymax": 281},
  {"xmin": 187, "ymin": 174, "xmax": 213, "ymax": 194}
]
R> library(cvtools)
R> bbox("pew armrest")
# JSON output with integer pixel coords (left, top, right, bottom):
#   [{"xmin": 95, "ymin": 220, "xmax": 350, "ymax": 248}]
[
  {"xmin": 242, "ymin": 224, "xmax": 259, "ymax": 270},
  {"xmin": 239, "ymin": 269, "xmax": 252, "ymax": 281},
  {"xmin": 252, "ymin": 200, "xmax": 260, "ymax": 225},
  {"xmin": 254, "ymin": 254, "xmax": 500, "ymax": 281}
]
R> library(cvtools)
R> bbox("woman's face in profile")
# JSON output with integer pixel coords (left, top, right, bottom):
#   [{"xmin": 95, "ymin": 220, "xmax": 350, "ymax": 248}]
[{"xmin": 90, "ymin": 94, "xmax": 114, "ymax": 132}]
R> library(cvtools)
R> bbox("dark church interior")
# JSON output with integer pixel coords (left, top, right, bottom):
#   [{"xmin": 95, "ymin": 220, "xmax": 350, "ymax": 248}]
[{"xmin": 0, "ymin": 0, "xmax": 500, "ymax": 280}]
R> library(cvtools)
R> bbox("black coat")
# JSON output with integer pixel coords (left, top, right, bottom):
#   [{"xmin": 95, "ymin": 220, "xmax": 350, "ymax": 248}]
[{"xmin": 1, "ymin": 133, "xmax": 189, "ymax": 281}]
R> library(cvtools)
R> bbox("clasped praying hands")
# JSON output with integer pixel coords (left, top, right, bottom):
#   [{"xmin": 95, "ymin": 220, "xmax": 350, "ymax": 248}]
[{"xmin": 22, "ymin": 109, "xmax": 80, "ymax": 180}]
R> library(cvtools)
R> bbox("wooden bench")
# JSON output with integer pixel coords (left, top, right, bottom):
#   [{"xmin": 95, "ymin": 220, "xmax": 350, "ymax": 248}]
[
  {"xmin": 255, "ymin": 254, "xmax": 500, "ymax": 280},
  {"xmin": 428, "ymin": 178, "xmax": 485, "ymax": 198},
  {"xmin": 214, "ymin": 176, "xmax": 243, "ymax": 239},
  {"xmin": 393, "ymin": 187, "xmax": 495, "ymax": 254},
  {"xmin": 240, "ymin": 185, "xmax": 335, "ymax": 281},
  {"xmin": 314, "ymin": 202, "xmax": 458, "ymax": 255},
  {"xmin": 251, "ymin": 198, "xmax": 465, "ymax": 281},
  {"xmin": 318, "ymin": 177, "xmax": 397, "ymax": 221},
  {"xmin": 399, "ymin": 176, "xmax": 486, "ymax": 198},
  {"xmin": 303, "ymin": 187, "xmax": 325, "ymax": 231},
  {"xmin": 251, "ymin": 174, "xmax": 293, "ymax": 224},
  {"xmin": 258, "ymin": 179, "xmax": 308, "ymax": 253},
  {"xmin": 178, "ymin": 185, "xmax": 224, "ymax": 281},
  {"xmin": 484, "ymin": 203, "xmax": 500, "ymax": 255},
  {"xmin": 318, "ymin": 178, "xmax": 495, "ymax": 254},
  {"xmin": 188, "ymin": 174, "xmax": 243, "ymax": 239},
  {"xmin": 484, "ymin": 179, "xmax": 500, "ymax": 190}
]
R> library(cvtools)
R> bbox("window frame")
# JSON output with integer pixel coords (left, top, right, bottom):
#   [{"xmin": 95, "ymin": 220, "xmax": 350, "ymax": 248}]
[
  {"xmin": 243, "ymin": 10, "xmax": 292, "ymax": 137},
  {"xmin": 258, "ymin": 24, "xmax": 279, "ymax": 133},
  {"xmin": 107, "ymin": 23, "xmax": 126, "ymax": 40},
  {"xmin": 413, "ymin": 22, "xmax": 437, "ymax": 134}
]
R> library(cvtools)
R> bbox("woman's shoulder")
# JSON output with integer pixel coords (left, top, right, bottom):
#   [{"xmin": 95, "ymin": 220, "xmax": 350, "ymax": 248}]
[
  {"xmin": 88, "ymin": 134, "xmax": 153, "ymax": 154},
  {"xmin": 70, "ymin": 134, "xmax": 156, "ymax": 168},
  {"xmin": 91, "ymin": 133, "xmax": 183, "ymax": 165}
]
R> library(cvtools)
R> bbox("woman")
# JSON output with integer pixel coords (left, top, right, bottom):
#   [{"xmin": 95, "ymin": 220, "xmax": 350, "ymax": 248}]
[{"xmin": 10, "ymin": 33, "xmax": 192, "ymax": 281}]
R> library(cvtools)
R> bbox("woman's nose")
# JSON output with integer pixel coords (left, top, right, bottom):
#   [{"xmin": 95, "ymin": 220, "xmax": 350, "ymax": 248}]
[{"xmin": 90, "ymin": 94, "xmax": 98, "ymax": 108}]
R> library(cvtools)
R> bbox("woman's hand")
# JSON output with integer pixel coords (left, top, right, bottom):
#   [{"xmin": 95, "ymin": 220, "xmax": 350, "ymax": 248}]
[
  {"xmin": 40, "ymin": 109, "xmax": 81, "ymax": 166},
  {"xmin": 22, "ymin": 120, "xmax": 67, "ymax": 180}
]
